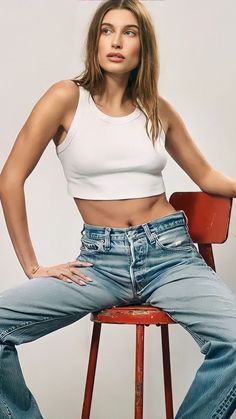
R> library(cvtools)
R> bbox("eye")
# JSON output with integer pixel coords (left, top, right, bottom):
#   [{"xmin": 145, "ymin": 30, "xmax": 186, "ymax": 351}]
[
  {"xmin": 101, "ymin": 28, "xmax": 111, "ymax": 34},
  {"xmin": 101, "ymin": 28, "xmax": 136, "ymax": 36},
  {"xmin": 126, "ymin": 30, "xmax": 136, "ymax": 36}
]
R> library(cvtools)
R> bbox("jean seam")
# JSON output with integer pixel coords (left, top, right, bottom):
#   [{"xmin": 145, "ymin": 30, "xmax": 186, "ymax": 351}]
[
  {"xmin": 0, "ymin": 313, "xmax": 79, "ymax": 342},
  {"xmin": 0, "ymin": 345, "xmax": 13, "ymax": 419},
  {"xmin": 211, "ymin": 384, "xmax": 236, "ymax": 418},
  {"xmin": 164, "ymin": 312, "xmax": 236, "ymax": 418},
  {"xmin": 0, "ymin": 399, "xmax": 12, "ymax": 419},
  {"xmin": 0, "ymin": 313, "xmax": 80, "ymax": 419}
]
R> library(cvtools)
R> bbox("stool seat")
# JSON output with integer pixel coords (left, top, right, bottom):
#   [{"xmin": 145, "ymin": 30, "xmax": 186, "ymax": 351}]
[{"xmin": 91, "ymin": 304, "xmax": 176, "ymax": 325}]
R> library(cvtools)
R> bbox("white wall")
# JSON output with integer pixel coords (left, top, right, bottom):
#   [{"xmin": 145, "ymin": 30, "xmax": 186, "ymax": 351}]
[{"xmin": 0, "ymin": 1, "xmax": 235, "ymax": 418}]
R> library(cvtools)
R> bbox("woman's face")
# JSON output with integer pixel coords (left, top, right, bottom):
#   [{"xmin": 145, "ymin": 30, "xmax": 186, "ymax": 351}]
[{"xmin": 97, "ymin": 9, "xmax": 141, "ymax": 79}]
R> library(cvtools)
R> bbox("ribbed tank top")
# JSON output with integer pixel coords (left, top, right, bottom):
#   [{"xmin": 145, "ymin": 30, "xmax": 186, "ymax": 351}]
[{"xmin": 56, "ymin": 85, "xmax": 167, "ymax": 199}]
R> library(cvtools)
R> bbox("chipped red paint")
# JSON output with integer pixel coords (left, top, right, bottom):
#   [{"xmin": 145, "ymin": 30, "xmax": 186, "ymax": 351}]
[{"xmin": 91, "ymin": 305, "xmax": 176, "ymax": 325}]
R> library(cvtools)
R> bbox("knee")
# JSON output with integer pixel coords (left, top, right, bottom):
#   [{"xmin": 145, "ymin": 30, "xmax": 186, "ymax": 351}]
[
  {"xmin": 0, "ymin": 303, "xmax": 21, "ymax": 346},
  {"xmin": 0, "ymin": 312, "xmax": 14, "ymax": 345},
  {"xmin": 204, "ymin": 338, "xmax": 236, "ymax": 364},
  {"xmin": 226, "ymin": 340, "xmax": 236, "ymax": 363}
]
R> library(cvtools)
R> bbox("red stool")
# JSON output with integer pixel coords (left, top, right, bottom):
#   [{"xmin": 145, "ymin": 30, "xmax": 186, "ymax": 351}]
[{"xmin": 81, "ymin": 192, "xmax": 232, "ymax": 419}]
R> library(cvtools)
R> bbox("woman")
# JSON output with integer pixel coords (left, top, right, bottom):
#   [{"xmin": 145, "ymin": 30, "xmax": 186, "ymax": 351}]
[{"xmin": 0, "ymin": 0, "xmax": 236, "ymax": 418}]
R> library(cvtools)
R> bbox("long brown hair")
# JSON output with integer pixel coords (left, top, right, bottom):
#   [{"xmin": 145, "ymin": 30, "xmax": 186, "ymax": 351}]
[{"xmin": 71, "ymin": 0, "xmax": 163, "ymax": 146}]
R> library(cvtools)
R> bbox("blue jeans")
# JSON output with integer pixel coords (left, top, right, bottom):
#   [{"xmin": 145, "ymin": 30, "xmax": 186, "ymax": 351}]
[{"xmin": 0, "ymin": 210, "xmax": 235, "ymax": 418}]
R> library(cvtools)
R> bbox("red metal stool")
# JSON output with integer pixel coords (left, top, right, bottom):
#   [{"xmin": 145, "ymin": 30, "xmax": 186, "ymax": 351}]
[{"xmin": 81, "ymin": 192, "xmax": 232, "ymax": 419}]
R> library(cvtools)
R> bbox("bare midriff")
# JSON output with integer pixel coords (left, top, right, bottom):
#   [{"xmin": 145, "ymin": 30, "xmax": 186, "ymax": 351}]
[{"xmin": 73, "ymin": 192, "xmax": 177, "ymax": 227}]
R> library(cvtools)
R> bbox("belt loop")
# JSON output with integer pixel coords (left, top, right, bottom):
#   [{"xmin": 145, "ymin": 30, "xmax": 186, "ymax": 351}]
[
  {"xmin": 182, "ymin": 210, "xmax": 189, "ymax": 225},
  {"xmin": 104, "ymin": 227, "xmax": 111, "ymax": 250},
  {"xmin": 142, "ymin": 223, "xmax": 156, "ymax": 244}
]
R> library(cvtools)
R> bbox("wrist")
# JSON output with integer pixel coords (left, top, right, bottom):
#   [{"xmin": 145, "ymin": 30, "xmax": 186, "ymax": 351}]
[{"xmin": 26, "ymin": 263, "xmax": 40, "ymax": 279}]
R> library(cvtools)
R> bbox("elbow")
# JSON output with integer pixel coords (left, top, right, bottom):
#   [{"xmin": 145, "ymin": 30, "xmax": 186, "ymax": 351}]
[{"xmin": 0, "ymin": 175, "xmax": 24, "ymax": 200}]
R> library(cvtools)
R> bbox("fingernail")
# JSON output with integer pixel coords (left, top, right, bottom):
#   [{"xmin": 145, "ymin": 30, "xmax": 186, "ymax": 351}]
[
  {"xmin": 86, "ymin": 277, "xmax": 93, "ymax": 282},
  {"xmin": 85, "ymin": 262, "xmax": 93, "ymax": 265}
]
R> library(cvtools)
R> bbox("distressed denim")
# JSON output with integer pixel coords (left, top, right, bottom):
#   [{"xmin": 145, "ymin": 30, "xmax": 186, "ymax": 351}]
[{"xmin": 0, "ymin": 210, "xmax": 235, "ymax": 418}]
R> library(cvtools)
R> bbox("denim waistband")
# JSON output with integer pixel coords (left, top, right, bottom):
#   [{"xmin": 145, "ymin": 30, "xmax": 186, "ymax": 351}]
[{"xmin": 81, "ymin": 210, "xmax": 188, "ymax": 240}]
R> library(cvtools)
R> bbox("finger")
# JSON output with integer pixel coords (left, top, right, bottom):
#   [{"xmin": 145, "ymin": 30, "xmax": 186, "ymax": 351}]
[
  {"xmin": 69, "ymin": 268, "xmax": 93, "ymax": 283},
  {"xmin": 58, "ymin": 274, "xmax": 73, "ymax": 283},
  {"xmin": 68, "ymin": 279, "xmax": 87, "ymax": 286},
  {"xmin": 59, "ymin": 273, "xmax": 86, "ymax": 286},
  {"xmin": 74, "ymin": 260, "xmax": 94, "ymax": 266},
  {"xmin": 61, "ymin": 269, "xmax": 91, "ymax": 285},
  {"xmin": 68, "ymin": 277, "xmax": 87, "ymax": 286},
  {"xmin": 74, "ymin": 274, "xmax": 93, "ymax": 284},
  {"xmin": 77, "ymin": 280, "xmax": 88, "ymax": 286},
  {"xmin": 80, "ymin": 276, "xmax": 93, "ymax": 283}
]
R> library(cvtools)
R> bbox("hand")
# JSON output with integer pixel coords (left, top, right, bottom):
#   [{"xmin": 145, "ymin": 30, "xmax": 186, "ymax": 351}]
[{"xmin": 29, "ymin": 260, "xmax": 94, "ymax": 286}]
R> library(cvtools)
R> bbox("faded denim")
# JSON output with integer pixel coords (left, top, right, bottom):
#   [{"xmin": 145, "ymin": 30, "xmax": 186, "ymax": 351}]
[{"xmin": 0, "ymin": 210, "xmax": 235, "ymax": 418}]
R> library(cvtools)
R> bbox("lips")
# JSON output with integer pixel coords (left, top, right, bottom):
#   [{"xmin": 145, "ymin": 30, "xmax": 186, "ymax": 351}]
[{"xmin": 107, "ymin": 53, "xmax": 125, "ymax": 58}]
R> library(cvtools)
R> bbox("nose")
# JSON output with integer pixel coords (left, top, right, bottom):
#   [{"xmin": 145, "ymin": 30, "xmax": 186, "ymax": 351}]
[{"xmin": 112, "ymin": 36, "xmax": 122, "ymax": 48}]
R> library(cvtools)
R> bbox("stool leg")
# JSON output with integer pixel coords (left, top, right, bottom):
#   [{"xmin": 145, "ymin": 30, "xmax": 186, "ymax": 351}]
[
  {"xmin": 81, "ymin": 322, "xmax": 102, "ymax": 419},
  {"xmin": 161, "ymin": 325, "xmax": 174, "ymax": 419},
  {"xmin": 135, "ymin": 324, "xmax": 144, "ymax": 419}
]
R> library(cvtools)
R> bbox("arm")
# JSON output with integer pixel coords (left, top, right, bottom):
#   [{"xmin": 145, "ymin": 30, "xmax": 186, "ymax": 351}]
[
  {"xmin": 160, "ymin": 97, "xmax": 236, "ymax": 198},
  {"xmin": 0, "ymin": 80, "xmax": 72, "ymax": 278}
]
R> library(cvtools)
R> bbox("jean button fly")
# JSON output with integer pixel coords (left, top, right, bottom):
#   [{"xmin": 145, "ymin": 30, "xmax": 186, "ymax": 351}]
[{"xmin": 127, "ymin": 231, "xmax": 134, "ymax": 238}]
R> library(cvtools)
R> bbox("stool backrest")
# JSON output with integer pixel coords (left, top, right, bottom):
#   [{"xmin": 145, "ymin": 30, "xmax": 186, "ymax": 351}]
[{"xmin": 169, "ymin": 191, "xmax": 233, "ymax": 271}]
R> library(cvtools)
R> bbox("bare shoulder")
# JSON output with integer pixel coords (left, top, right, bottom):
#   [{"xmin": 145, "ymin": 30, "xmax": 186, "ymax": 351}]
[
  {"xmin": 49, "ymin": 79, "xmax": 80, "ymax": 114},
  {"xmin": 0, "ymin": 80, "xmax": 80, "ymax": 184},
  {"xmin": 158, "ymin": 95, "xmax": 183, "ymax": 134},
  {"xmin": 25, "ymin": 79, "xmax": 80, "ymax": 127},
  {"xmin": 52, "ymin": 79, "xmax": 80, "ymax": 97},
  {"xmin": 49, "ymin": 79, "xmax": 80, "ymax": 144}
]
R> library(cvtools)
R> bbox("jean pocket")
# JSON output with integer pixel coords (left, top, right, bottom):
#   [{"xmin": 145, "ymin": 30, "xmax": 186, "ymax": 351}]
[
  {"xmin": 80, "ymin": 235, "xmax": 105, "ymax": 253},
  {"xmin": 154, "ymin": 225, "xmax": 193, "ymax": 252}
]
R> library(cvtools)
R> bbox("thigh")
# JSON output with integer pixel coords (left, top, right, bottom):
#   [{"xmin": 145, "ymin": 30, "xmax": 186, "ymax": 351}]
[
  {"xmin": 0, "ymin": 268, "xmax": 127, "ymax": 346},
  {"xmin": 145, "ymin": 260, "xmax": 236, "ymax": 350}
]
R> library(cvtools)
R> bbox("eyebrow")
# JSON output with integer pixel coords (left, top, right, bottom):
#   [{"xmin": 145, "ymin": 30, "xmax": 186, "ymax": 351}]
[{"xmin": 101, "ymin": 23, "xmax": 139, "ymax": 30}]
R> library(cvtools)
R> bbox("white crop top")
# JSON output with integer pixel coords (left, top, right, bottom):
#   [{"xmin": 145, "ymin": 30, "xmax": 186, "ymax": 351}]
[{"xmin": 56, "ymin": 85, "xmax": 167, "ymax": 200}]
